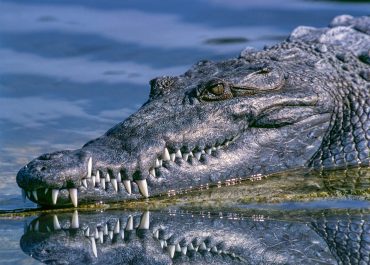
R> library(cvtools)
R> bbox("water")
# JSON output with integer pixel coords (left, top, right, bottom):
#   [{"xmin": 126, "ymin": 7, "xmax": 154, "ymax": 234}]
[{"xmin": 0, "ymin": 0, "xmax": 370, "ymax": 264}]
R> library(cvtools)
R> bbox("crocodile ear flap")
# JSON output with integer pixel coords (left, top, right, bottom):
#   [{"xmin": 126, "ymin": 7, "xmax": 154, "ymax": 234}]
[{"xmin": 270, "ymin": 48, "xmax": 307, "ymax": 61}]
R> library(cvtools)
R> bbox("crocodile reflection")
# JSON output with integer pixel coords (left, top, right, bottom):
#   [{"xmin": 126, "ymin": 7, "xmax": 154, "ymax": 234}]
[{"xmin": 20, "ymin": 210, "xmax": 348, "ymax": 265}]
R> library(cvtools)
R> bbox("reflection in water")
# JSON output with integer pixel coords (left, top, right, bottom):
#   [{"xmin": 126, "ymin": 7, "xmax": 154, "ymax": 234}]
[{"xmin": 20, "ymin": 210, "xmax": 347, "ymax": 264}]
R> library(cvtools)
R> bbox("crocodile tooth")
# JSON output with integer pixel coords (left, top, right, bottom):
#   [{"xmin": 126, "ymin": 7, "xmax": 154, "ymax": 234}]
[
  {"xmin": 44, "ymin": 188, "xmax": 49, "ymax": 194},
  {"xmin": 123, "ymin": 180, "xmax": 131, "ymax": 194},
  {"xmin": 182, "ymin": 153, "xmax": 189, "ymax": 161},
  {"xmin": 100, "ymin": 178, "xmax": 106, "ymax": 190},
  {"xmin": 125, "ymin": 215, "xmax": 133, "ymax": 231},
  {"xmin": 205, "ymin": 148, "xmax": 212, "ymax": 155},
  {"xmin": 21, "ymin": 189, "xmax": 26, "ymax": 202},
  {"xmin": 155, "ymin": 158, "xmax": 160, "ymax": 168},
  {"xmin": 170, "ymin": 153, "xmax": 176, "ymax": 161},
  {"xmin": 211, "ymin": 147, "xmax": 217, "ymax": 151},
  {"xmin": 201, "ymin": 150, "xmax": 205, "ymax": 154},
  {"xmin": 109, "ymin": 231, "xmax": 113, "ymax": 239},
  {"xmin": 114, "ymin": 220, "xmax": 120, "ymax": 234},
  {"xmin": 94, "ymin": 228, "xmax": 99, "ymax": 239},
  {"xmin": 139, "ymin": 211, "xmax": 150, "ymax": 229},
  {"xmin": 71, "ymin": 210, "xmax": 79, "ymax": 228},
  {"xmin": 69, "ymin": 188, "xmax": 78, "ymax": 207},
  {"xmin": 32, "ymin": 190, "xmax": 38, "ymax": 200},
  {"xmin": 99, "ymin": 231, "xmax": 103, "ymax": 243},
  {"xmin": 149, "ymin": 168, "xmax": 156, "ymax": 177},
  {"xmin": 53, "ymin": 215, "xmax": 61, "ymax": 230},
  {"xmin": 117, "ymin": 172, "xmax": 122, "ymax": 183},
  {"xmin": 85, "ymin": 227, "xmax": 90, "ymax": 237},
  {"xmin": 189, "ymin": 152, "xmax": 194, "ymax": 157},
  {"xmin": 176, "ymin": 243, "xmax": 181, "ymax": 252},
  {"xmin": 106, "ymin": 173, "xmax": 110, "ymax": 182},
  {"xmin": 168, "ymin": 245, "xmax": 175, "ymax": 258},
  {"xmin": 52, "ymin": 189, "xmax": 59, "ymax": 205},
  {"xmin": 199, "ymin": 242, "xmax": 207, "ymax": 251},
  {"xmin": 160, "ymin": 240, "xmax": 165, "ymax": 248},
  {"xmin": 181, "ymin": 247, "xmax": 187, "ymax": 255},
  {"xmin": 211, "ymin": 246, "xmax": 218, "ymax": 253},
  {"xmin": 96, "ymin": 171, "xmax": 100, "ymax": 183},
  {"xmin": 92, "ymin": 176, "xmax": 96, "ymax": 187},
  {"xmin": 158, "ymin": 159, "xmax": 163, "ymax": 167},
  {"xmin": 111, "ymin": 179, "xmax": 118, "ymax": 192},
  {"xmin": 82, "ymin": 179, "xmax": 87, "ymax": 188},
  {"xmin": 27, "ymin": 191, "xmax": 31, "ymax": 198},
  {"xmin": 90, "ymin": 237, "xmax": 97, "ymax": 257},
  {"xmin": 153, "ymin": 230, "xmax": 159, "ymax": 239},
  {"xmin": 175, "ymin": 149, "xmax": 182, "ymax": 158},
  {"xmin": 194, "ymin": 152, "xmax": 201, "ymax": 160},
  {"xmin": 87, "ymin": 157, "xmax": 92, "ymax": 178},
  {"xmin": 188, "ymin": 243, "xmax": 195, "ymax": 251},
  {"xmin": 162, "ymin": 148, "xmax": 170, "ymax": 161},
  {"xmin": 136, "ymin": 179, "xmax": 149, "ymax": 198},
  {"xmin": 104, "ymin": 224, "xmax": 108, "ymax": 235}
]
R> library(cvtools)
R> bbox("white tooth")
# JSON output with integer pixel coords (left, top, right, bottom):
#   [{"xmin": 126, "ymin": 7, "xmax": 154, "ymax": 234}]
[
  {"xmin": 160, "ymin": 240, "xmax": 165, "ymax": 248},
  {"xmin": 155, "ymin": 158, "xmax": 160, "ymax": 168},
  {"xmin": 109, "ymin": 231, "xmax": 113, "ymax": 240},
  {"xmin": 27, "ymin": 191, "xmax": 31, "ymax": 198},
  {"xmin": 201, "ymin": 150, "xmax": 205, "ymax": 154},
  {"xmin": 82, "ymin": 179, "xmax": 87, "ymax": 188},
  {"xmin": 71, "ymin": 210, "xmax": 79, "ymax": 228},
  {"xmin": 90, "ymin": 237, "xmax": 98, "ymax": 257},
  {"xmin": 153, "ymin": 230, "xmax": 159, "ymax": 239},
  {"xmin": 163, "ymin": 241, "xmax": 167, "ymax": 247},
  {"xmin": 52, "ymin": 189, "xmax": 59, "ymax": 205},
  {"xmin": 117, "ymin": 172, "xmax": 122, "ymax": 183},
  {"xmin": 111, "ymin": 179, "xmax": 118, "ymax": 192},
  {"xmin": 170, "ymin": 153, "xmax": 176, "ymax": 161},
  {"xmin": 85, "ymin": 227, "xmax": 90, "ymax": 237},
  {"xmin": 168, "ymin": 245, "xmax": 175, "ymax": 258},
  {"xmin": 176, "ymin": 243, "xmax": 181, "ymax": 252},
  {"xmin": 104, "ymin": 224, "xmax": 108, "ymax": 235},
  {"xmin": 216, "ymin": 146, "xmax": 221, "ymax": 150},
  {"xmin": 194, "ymin": 245, "xmax": 199, "ymax": 251},
  {"xmin": 114, "ymin": 220, "xmax": 120, "ymax": 234},
  {"xmin": 206, "ymin": 148, "xmax": 212, "ymax": 155},
  {"xmin": 158, "ymin": 159, "xmax": 163, "ymax": 167},
  {"xmin": 95, "ymin": 228, "xmax": 99, "ymax": 239},
  {"xmin": 21, "ymin": 189, "xmax": 26, "ymax": 203},
  {"xmin": 92, "ymin": 176, "xmax": 96, "ymax": 187},
  {"xmin": 87, "ymin": 157, "xmax": 92, "ymax": 178},
  {"xmin": 53, "ymin": 215, "xmax": 61, "ymax": 230},
  {"xmin": 100, "ymin": 178, "xmax": 106, "ymax": 190},
  {"xmin": 149, "ymin": 168, "xmax": 156, "ymax": 177},
  {"xmin": 106, "ymin": 173, "xmax": 110, "ymax": 182},
  {"xmin": 182, "ymin": 153, "xmax": 189, "ymax": 161},
  {"xmin": 211, "ymin": 246, "xmax": 218, "ymax": 253},
  {"xmin": 69, "ymin": 188, "xmax": 78, "ymax": 207},
  {"xmin": 189, "ymin": 152, "xmax": 194, "ymax": 157},
  {"xmin": 120, "ymin": 230, "xmax": 125, "ymax": 240},
  {"xmin": 34, "ymin": 220, "xmax": 39, "ymax": 232},
  {"xmin": 211, "ymin": 147, "xmax": 217, "ymax": 151},
  {"xmin": 199, "ymin": 242, "xmax": 207, "ymax": 251},
  {"xmin": 96, "ymin": 171, "xmax": 100, "ymax": 183},
  {"xmin": 44, "ymin": 188, "xmax": 49, "ymax": 194},
  {"xmin": 188, "ymin": 243, "xmax": 195, "ymax": 251},
  {"xmin": 125, "ymin": 216, "xmax": 133, "ymax": 230},
  {"xmin": 123, "ymin": 180, "xmax": 131, "ymax": 194},
  {"xmin": 32, "ymin": 190, "xmax": 38, "ymax": 200},
  {"xmin": 195, "ymin": 152, "xmax": 201, "ymax": 160},
  {"xmin": 139, "ymin": 211, "xmax": 150, "ymax": 229},
  {"xmin": 175, "ymin": 150, "xmax": 182, "ymax": 158},
  {"xmin": 181, "ymin": 246, "xmax": 187, "ymax": 255},
  {"xmin": 136, "ymin": 179, "xmax": 149, "ymax": 198},
  {"xmin": 162, "ymin": 148, "xmax": 170, "ymax": 161},
  {"xmin": 99, "ymin": 231, "xmax": 103, "ymax": 243},
  {"xmin": 46, "ymin": 226, "xmax": 51, "ymax": 232}
]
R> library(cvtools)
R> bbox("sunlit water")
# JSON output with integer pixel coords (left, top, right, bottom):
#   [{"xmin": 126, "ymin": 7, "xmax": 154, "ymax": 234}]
[{"xmin": 1, "ymin": 0, "xmax": 370, "ymax": 264}]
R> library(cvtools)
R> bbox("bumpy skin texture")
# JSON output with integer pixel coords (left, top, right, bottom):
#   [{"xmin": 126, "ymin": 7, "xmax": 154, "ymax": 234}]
[
  {"xmin": 16, "ymin": 15, "xmax": 370, "ymax": 207},
  {"xmin": 20, "ymin": 211, "xmax": 339, "ymax": 265}
]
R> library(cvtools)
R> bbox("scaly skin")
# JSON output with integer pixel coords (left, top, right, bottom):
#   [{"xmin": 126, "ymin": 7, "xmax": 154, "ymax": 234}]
[{"xmin": 16, "ymin": 15, "xmax": 370, "ymax": 207}]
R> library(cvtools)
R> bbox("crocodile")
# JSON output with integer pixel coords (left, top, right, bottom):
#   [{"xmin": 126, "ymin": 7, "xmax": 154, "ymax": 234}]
[
  {"xmin": 20, "ymin": 209, "xmax": 370, "ymax": 265},
  {"xmin": 16, "ymin": 15, "xmax": 370, "ymax": 207}
]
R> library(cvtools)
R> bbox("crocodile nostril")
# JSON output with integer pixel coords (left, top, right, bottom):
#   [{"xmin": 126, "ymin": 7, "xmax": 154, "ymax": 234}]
[{"xmin": 40, "ymin": 166, "xmax": 46, "ymax": 171}]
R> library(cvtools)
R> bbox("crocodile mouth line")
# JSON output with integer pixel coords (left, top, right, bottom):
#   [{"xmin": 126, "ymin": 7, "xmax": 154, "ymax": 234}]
[{"xmin": 21, "ymin": 133, "xmax": 243, "ymax": 207}]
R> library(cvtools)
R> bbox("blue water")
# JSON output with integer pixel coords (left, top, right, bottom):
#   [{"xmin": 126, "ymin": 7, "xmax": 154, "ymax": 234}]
[{"xmin": 0, "ymin": 0, "xmax": 370, "ymax": 264}]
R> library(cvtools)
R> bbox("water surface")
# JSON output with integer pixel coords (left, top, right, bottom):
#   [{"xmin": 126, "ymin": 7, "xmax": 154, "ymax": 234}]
[{"xmin": 1, "ymin": 0, "xmax": 370, "ymax": 264}]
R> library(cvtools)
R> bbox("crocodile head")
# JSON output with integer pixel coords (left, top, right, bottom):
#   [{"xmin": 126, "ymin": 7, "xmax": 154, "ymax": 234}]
[{"xmin": 17, "ymin": 42, "xmax": 340, "ymax": 207}]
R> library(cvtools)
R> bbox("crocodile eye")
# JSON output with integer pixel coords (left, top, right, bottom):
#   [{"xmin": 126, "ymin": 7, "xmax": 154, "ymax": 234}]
[
  {"xmin": 199, "ymin": 81, "xmax": 232, "ymax": 101},
  {"xmin": 208, "ymin": 83, "xmax": 225, "ymax": 96}
]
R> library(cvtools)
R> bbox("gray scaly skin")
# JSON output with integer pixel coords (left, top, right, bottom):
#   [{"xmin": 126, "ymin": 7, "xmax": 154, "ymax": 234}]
[
  {"xmin": 16, "ymin": 15, "xmax": 370, "ymax": 207},
  {"xmin": 20, "ymin": 210, "xmax": 340, "ymax": 264}
]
